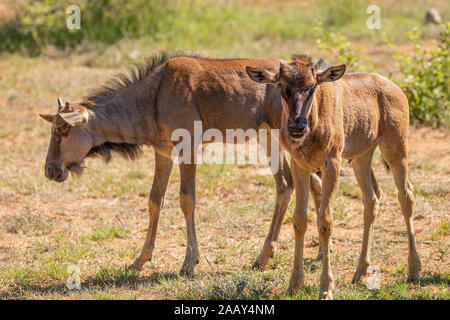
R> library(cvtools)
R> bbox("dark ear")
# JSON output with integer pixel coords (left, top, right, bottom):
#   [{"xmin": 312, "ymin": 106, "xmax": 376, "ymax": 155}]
[
  {"xmin": 246, "ymin": 66, "xmax": 279, "ymax": 84},
  {"xmin": 58, "ymin": 109, "xmax": 89, "ymax": 127},
  {"xmin": 39, "ymin": 113, "xmax": 56, "ymax": 123},
  {"xmin": 317, "ymin": 64, "xmax": 346, "ymax": 83}
]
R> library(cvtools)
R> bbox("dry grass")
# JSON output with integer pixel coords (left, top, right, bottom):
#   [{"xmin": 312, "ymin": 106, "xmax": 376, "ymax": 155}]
[{"xmin": 0, "ymin": 52, "xmax": 448, "ymax": 300}]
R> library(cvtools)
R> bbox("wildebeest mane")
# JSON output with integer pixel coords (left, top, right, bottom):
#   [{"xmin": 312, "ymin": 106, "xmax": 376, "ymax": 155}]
[
  {"xmin": 84, "ymin": 50, "xmax": 199, "ymax": 103},
  {"xmin": 86, "ymin": 142, "xmax": 142, "ymax": 163},
  {"xmin": 291, "ymin": 54, "xmax": 312, "ymax": 65},
  {"xmin": 291, "ymin": 54, "xmax": 330, "ymax": 71}
]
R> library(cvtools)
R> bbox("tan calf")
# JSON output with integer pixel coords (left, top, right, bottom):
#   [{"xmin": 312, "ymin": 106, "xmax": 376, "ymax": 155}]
[{"xmin": 247, "ymin": 54, "xmax": 421, "ymax": 299}]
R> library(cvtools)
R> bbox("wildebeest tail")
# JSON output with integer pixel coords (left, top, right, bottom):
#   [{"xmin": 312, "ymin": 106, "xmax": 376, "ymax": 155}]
[{"xmin": 382, "ymin": 159, "xmax": 390, "ymax": 173}]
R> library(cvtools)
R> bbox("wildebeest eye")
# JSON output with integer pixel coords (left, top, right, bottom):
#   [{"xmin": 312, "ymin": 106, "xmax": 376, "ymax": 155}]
[{"xmin": 55, "ymin": 125, "xmax": 69, "ymax": 135}]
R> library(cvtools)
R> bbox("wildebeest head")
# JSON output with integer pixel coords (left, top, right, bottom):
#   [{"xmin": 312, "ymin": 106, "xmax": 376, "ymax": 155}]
[
  {"xmin": 39, "ymin": 98, "xmax": 92, "ymax": 182},
  {"xmin": 246, "ymin": 55, "xmax": 346, "ymax": 139}
]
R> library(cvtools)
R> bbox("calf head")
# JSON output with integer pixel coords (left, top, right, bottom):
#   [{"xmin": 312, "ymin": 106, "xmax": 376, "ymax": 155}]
[{"xmin": 246, "ymin": 55, "xmax": 346, "ymax": 139}]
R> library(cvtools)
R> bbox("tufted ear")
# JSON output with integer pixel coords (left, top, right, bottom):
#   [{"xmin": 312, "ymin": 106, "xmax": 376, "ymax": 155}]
[
  {"xmin": 246, "ymin": 66, "xmax": 279, "ymax": 84},
  {"xmin": 316, "ymin": 64, "xmax": 346, "ymax": 84},
  {"xmin": 39, "ymin": 113, "xmax": 57, "ymax": 123},
  {"xmin": 58, "ymin": 109, "xmax": 89, "ymax": 127}
]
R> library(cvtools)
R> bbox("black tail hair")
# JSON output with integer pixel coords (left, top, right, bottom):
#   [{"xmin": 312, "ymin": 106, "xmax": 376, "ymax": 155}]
[{"xmin": 382, "ymin": 159, "xmax": 390, "ymax": 173}]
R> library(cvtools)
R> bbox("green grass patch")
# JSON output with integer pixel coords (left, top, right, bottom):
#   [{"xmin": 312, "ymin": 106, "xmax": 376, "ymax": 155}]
[
  {"xmin": 431, "ymin": 218, "xmax": 450, "ymax": 240},
  {"xmin": 93, "ymin": 265, "xmax": 139, "ymax": 286},
  {"xmin": 414, "ymin": 182, "xmax": 449, "ymax": 198},
  {"xmin": 90, "ymin": 225, "xmax": 129, "ymax": 241},
  {"xmin": 338, "ymin": 177, "xmax": 361, "ymax": 199}
]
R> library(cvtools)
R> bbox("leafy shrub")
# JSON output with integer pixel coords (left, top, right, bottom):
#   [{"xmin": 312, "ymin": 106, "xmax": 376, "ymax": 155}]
[
  {"xmin": 0, "ymin": 0, "xmax": 173, "ymax": 55},
  {"xmin": 395, "ymin": 23, "xmax": 450, "ymax": 126},
  {"xmin": 0, "ymin": 0, "xmax": 366, "ymax": 56}
]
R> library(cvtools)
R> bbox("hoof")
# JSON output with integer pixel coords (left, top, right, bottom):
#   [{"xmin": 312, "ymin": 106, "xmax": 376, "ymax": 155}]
[
  {"xmin": 253, "ymin": 243, "xmax": 274, "ymax": 271},
  {"xmin": 407, "ymin": 271, "xmax": 421, "ymax": 283},
  {"xmin": 318, "ymin": 291, "xmax": 333, "ymax": 300},
  {"xmin": 180, "ymin": 255, "xmax": 199, "ymax": 277},
  {"xmin": 351, "ymin": 262, "xmax": 369, "ymax": 284},
  {"xmin": 287, "ymin": 273, "xmax": 304, "ymax": 295},
  {"xmin": 408, "ymin": 255, "xmax": 422, "ymax": 282},
  {"xmin": 252, "ymin": 262, "xmax": 264, "ymax": 271},
  {"xmin": 287, "ymin": 282, "xmax": 299, "ymax": 296},
  {"xmin": 180, "ymin": 266, "xmax": 195, "ymax": 277},
  {"xmin": 130, "ymin": 258, "xmax": 146, "ymax": 271}
]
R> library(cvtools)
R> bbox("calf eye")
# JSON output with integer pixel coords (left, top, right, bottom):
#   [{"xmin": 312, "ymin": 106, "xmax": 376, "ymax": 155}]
[{"xmin": 283, "ymin": 87, "xmax": 292, "ymax": 99}]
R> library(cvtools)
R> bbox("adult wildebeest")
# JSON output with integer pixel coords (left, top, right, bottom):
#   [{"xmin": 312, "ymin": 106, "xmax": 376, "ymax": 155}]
[
  {"xmin": 246, "ymin": 54, "xmax": 421, "ymax": 299},
  {"xmin": 39, "ymin": 51, "xmax": 322, "ymax": 277}
]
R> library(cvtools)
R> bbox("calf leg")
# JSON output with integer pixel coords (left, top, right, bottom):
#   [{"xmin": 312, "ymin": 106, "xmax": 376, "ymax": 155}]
[
  {"xmin": 179, "ymin": 163, "xmax": 200, "ymax": 276},
  {"xmin": 287, "ymin": 161, "xmax": 310, "ymax": 294},
  {"xmin": 310, "ymin": 172, "xmax": 327, "ymax": 260},
  {"xmin": 131, "ymin": 153, "xmax": 173, "ymax": 270},
  {"xmin": 380, "ymin": 145, "xmax": 421, "ymax": 281},
  {"xmin": 253, "ymin": 153, "xmax": 294, "ymax": 269},
  {"xmin": 317, "ymin": 157, "xmax": 340, "ymax": 300},
  {"xmin": 351, "ymin": 149, "xmax": 380, "ymax": 283}
]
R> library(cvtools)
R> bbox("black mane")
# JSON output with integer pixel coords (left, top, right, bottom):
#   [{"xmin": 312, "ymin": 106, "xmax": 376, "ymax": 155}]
[
  {"xmin": 84, "ymin": 50, "xmax": 199, "ymax": 103},
  {"xmin": 86, "ymin": 142, "xmax": 142, "ymax": 163}
]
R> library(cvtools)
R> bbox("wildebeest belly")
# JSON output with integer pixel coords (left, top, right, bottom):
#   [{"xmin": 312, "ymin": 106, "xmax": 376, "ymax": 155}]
[{"xmin": 341, "ymin": 100, "xmax": 380, "ymax": 158}]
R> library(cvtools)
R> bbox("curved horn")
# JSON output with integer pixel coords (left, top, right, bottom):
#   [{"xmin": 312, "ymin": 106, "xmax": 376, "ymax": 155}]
[{"xmin": 57, "ymin": 98, "xmax": 64, "ymax": 112}]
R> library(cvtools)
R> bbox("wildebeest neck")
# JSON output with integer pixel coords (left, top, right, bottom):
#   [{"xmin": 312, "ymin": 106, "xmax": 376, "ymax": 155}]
[
  {"xmin": 80, "ymin": 50, "xmax": 200, "ymax": 155},
  {"xmin": 84, "ymin": 93, "xmax": 157, "ymax": 148}
]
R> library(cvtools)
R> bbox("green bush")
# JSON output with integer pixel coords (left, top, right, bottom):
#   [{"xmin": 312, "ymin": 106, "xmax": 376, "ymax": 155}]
[
  {"xmin": 395, "ymin": 24, "xmax": 450, "ymax": 127},
  {"xmin": 0, "ymin": 0, "xmax": 175, "ymax": 55},
  {"xmin": 0, "ymin": 0, "xmax": 364, "ymax": 56}
]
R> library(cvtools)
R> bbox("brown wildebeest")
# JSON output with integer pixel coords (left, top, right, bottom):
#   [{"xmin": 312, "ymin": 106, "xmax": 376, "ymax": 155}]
[
  {"xmin": 39, "ymin": 51, "xmax": 322, "ymax": 276},
  {"xmin": 246, "ymin": 54, "xmax": 421, "ymax": 299}
]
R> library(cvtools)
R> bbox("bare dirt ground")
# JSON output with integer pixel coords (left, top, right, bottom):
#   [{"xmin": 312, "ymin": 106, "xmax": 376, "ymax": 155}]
[{"xmin": 0, "ymin": 55, "xmax": 448, "ymax": 300}]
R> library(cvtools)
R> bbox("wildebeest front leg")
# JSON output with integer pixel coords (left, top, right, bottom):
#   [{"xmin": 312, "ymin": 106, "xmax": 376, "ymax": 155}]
[
  {"xmin": 253, "ymin": 152, "xmax": 294, "ymax": 270},
  {"xmin": 287, "ymin": 161, "xmax": 310, "ymax": 294},
  {"xmin": 317, "ymin": 157, "xmax": 340, "ymax": 300},
  {"xmin": 179, "ymin": 163, "xmax": 200, "ymax": 276},
  {"xmin": 310, "ymin": 173, "xmax": 325, "ymax": 259},
  {"xmin": 131, "ymin": 153, "xmax": 173, "ymax": 270}
]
